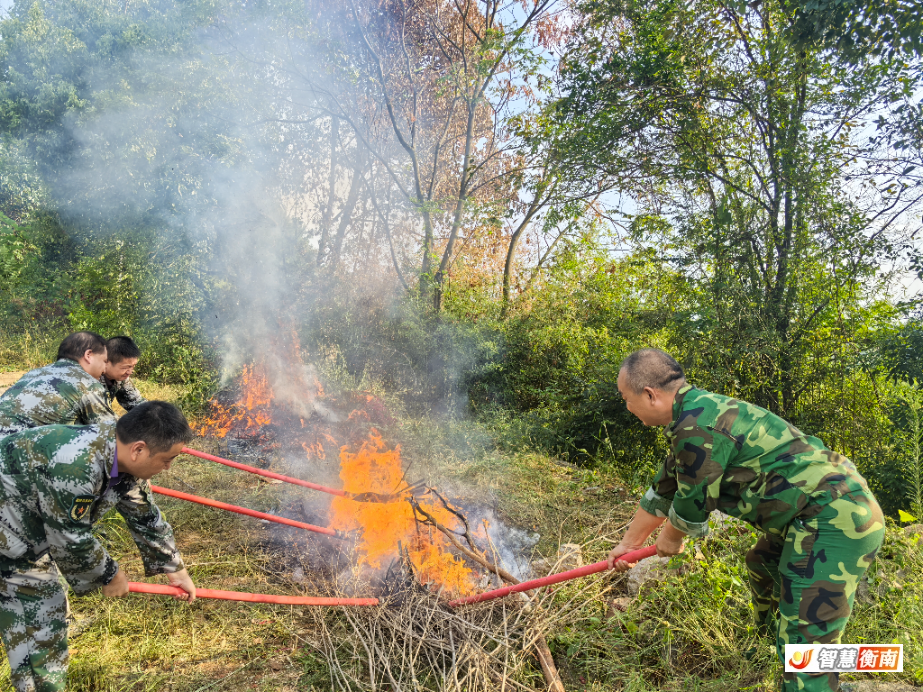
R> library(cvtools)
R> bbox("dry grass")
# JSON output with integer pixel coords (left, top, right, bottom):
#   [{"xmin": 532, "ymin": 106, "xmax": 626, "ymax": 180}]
[
  {"xmin": 2, "ymin": 408, "xmax": 920, "ymax": 691},
  {"xmin": 131, "ymin": 379, "xmax": 184, "ymax": 408},
  {"xmin": 0, "ymin": 420, "xmax": 642, "ymax": 692},
  {"xmin": 312, "ymin": 591, "xmax": 547, "ymax": 692},
  {"xmin": 0, "ymin": 330, "xmax": 62, "ymax": 372}
]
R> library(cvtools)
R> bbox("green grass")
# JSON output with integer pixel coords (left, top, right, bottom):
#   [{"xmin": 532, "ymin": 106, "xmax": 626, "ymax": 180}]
[
  {"xmin": 1, "ymin": 401, "xmax": 921, "ymax": 690},
  {"xmin": 0, "ymin": 328, "xmax": 63, "ymax": 372}
]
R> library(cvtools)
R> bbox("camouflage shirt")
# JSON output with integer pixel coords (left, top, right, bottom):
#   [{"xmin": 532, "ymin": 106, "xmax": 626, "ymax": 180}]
[
  {"xmin": 0, "ymin": 360, "xmax": 115, "ymax": 437},
  {"xmin": 100, "ymin": 375, "xmax": 146, "ymax": 412},
  {"xmin": 640, "ymin": 384, "xmax": 872, "ymax": 538},
  {"xmin": 0, "ymin": 422, "xmax": 184, "ymax": 592}
]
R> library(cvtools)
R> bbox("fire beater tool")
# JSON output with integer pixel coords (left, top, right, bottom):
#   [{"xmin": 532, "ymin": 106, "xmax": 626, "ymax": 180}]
[
  {"xmin": 181, "ymin": 447, "xmax": 426, "ymax": 503},
  {"xmin": 448, "ymin": 545, "xmax": 658, "ymax": 607},
  {"xmin": 151, "ymin": 485, "xmax": 346, "ymax": 539},
  {"xmin": 128, "ymin": 581, "xmax": 378, "ymax": 606}
]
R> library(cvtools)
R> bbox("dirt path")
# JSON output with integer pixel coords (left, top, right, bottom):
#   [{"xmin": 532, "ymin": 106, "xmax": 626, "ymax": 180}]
[{"xmin": 0, "ymin": 370, "xmax": 27, "ymax": 396}]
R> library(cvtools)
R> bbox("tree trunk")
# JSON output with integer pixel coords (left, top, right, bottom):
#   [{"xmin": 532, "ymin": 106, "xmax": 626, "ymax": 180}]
[
  {"xmin": 327, "ymin": 149, "xmax": 367, "ymax": 273},
  {"xmin": 501, "ymin": 182, "xmax": 554, "ymax": 317},
  {"xmin": 317, "ymin": 116, "xmax": 339, "ymax": 267}
]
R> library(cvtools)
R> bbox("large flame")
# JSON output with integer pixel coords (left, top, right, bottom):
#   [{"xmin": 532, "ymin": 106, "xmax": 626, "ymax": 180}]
[{"xmin": 328, "ymin": 430, "xmax": 476, "ymax": 596}]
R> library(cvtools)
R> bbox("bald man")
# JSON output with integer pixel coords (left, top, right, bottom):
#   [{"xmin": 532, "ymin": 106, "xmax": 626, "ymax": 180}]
[{"xmin": 608, "ymin": 348, "xmax": 884, "ymax": 692}]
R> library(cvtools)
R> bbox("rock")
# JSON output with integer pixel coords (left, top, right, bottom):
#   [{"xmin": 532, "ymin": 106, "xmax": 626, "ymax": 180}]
[
  {"xmin": 857, "ymin": 573, "xmax": 871, "ymax": 603},
  {"xmin": 607, "ymin": 596, "xmax": 633, "ymax": 616},
  {"xmin": 557, "ymin": 544, "xmax": 583, "ymax": 571},
  {"xmin": 532, "ymin": 544, "xmax": 584, "ymax": 575},
  {"xmin": 291, "ymin": 567, "xmax": 305, "ymax": 583},
  {"xmin": 903, "ymin": 523, "xmax": 923, "ymax": 537},
  {"xmin": 709, "ymin": 511, "xmax": 742, "ymax": 530},
  {"xmin": 68, "ymin": 615, "xmax": 97, "ymax": 638},
  {"xmin": 627, "ymin": 556, "xmax": 671, "ymax": 596},
  {"xmin": 531, "ymin": 558, "xmax": 551, "ymax": 576}
]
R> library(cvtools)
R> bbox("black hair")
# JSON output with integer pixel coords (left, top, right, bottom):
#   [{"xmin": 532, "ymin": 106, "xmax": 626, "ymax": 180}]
[
  {"xmin": 106, "ymin": 336, "xmax": 142, "ymax": 364},
  {"xmin": 619, "ymin": 348, "xmax": 686, "ymax": 394},
  {"xmin": 115, "ymin": 401, "xmax": 193, "ymax": 453},
  {"xmin": 57, "ymin": 332, "xmax": 107, "ymax": 362}
]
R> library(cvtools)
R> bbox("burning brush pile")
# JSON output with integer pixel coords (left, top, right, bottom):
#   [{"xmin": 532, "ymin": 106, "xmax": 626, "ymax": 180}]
[
  {"xmin": 194, "ymin": 360, "xmax": 495, "ymax": 598},
  {"xmin": 188, "ymin": 350, "xmax": 575, "ymax": 690}
]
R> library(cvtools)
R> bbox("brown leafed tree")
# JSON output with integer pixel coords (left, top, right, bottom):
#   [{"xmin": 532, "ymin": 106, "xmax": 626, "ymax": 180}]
[{"xmin": 312, "ymin": 0, "xmax": 556, "ymax": 309}]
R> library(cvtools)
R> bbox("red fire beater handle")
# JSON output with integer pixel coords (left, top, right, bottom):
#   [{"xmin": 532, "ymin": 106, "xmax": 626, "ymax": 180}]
[
  {"xmin": 181, "ymin": 447, "xmax": 348, "ymax": 497},
  {"xmin": 448, "ymin": 545, "xmax": 658, "ymax": 607},
  {"xmin": 150, "ymin": 485, "xmax": 343, "ymax": 539},
  {"xmin": 128, "ymin": 581, "xmax": 378, "ymax": 606}
]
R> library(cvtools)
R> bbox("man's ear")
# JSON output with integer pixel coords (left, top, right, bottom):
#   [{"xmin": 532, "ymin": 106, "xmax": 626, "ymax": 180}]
[
  {"xmin": 643, "ymin": 386, "xmax": 656, "ymax": 402},
  {"xmin": 129, "ymin": 440, "xmax": 148, "ymax": 460}
]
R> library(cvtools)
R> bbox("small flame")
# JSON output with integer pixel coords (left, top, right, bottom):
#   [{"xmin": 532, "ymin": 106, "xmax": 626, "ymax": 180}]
[
  {"xmin": 328, "ymin": 430, "xmax": 476, "ymax": 596},
  {"xmin": 193, "ymin": 364, "xmax": 275, "ymax": 437}
]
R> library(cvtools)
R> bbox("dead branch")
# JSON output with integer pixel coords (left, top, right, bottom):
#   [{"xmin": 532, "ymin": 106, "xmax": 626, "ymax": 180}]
[{"xmin": 410, "ymin": 499, "xmax": 565, "ymax": 692}]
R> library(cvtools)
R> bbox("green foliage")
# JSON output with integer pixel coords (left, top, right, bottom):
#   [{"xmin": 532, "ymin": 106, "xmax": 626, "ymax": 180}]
[
  {"xmin": 0, "ymin": 212, "xmax": 71, "ymax": 327},
  {"xmin": 0, "ymin": 138, "xmax": 47, "ymax": 217},
  {"xmin": 63, "ymin": 231, "xmax": 219, "ymax": 410},
  {"xmin": 0, "ymin": 213, "xmax": 217, "ymax": 411},
  {"xmin": 878, "ymin": 316, "xmax": 923, "ymax": 383},
  {"xmin": 783, "ymin": 0, "xmax": 923, "ymax": 59},
  {"xmin": 0, "ymin": 213, "xmax": 38, "ymax": 292},
  {"xmin": 864, "ymin": 380, "xmax": 923, "ymax": 518},
  {"xmin": 0, "ymin": 0, "xmax": 262, "ymax": 234},
  {"xmin": 544, "ymin": 0, "xmax": 917, "ymax": 418},
  {"xmin": 459, "ymin": 237, "xmax": 682, "ymax": 469},
  {"xmin": 305, "ymin": 285, "xmax": 503, "ymax": 415}
]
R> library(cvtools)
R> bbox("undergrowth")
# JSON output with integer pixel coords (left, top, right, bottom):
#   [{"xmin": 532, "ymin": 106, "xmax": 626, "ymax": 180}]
[{"xmin": 0, "ymin": 388, "xmax": 921, "ymax": 690}]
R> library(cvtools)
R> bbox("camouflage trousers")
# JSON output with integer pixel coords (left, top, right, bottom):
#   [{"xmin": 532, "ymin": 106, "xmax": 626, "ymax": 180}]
[
  {"xmin": 745, "ymin": 489, "xmax": 885, "ymax": 692},
  {"xmin": 0, "ymin": 554, "xmax": 69, "ymax": 692}
]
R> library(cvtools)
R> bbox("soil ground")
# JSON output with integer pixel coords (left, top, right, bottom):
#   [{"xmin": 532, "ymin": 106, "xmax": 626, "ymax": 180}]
[{"xmin": 0, "ymin": 370, "xmax": 26, "ymax": 396}]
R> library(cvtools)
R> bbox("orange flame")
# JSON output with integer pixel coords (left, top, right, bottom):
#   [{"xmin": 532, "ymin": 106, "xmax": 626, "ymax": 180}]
[
  {"xmin": 193, "ymin": 364, "xmax": 275, "ymax": 438},
  {"xmin": 194, "ymin": 358, "xmax": 476, "ymax": 596},
  {"xmin": 328, "ymin": 430, "xmax": 476, "ymax": 596}
]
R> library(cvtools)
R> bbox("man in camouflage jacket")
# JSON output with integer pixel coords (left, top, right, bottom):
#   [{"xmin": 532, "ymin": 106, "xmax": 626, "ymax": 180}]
[
  {"xmin": 608, "ymin": 349, "xmax": 884, "ymax": 692},
  {"xmin": 100, "ymin": 336, "xmax": 146, "ymax": 412},
  {"xmin": 0, "ymin": 402, "xmax": 196, "ymax": 692},
  {"xmin": 0, "ymin": 332, "xmax": 114, "ymax": 439}
]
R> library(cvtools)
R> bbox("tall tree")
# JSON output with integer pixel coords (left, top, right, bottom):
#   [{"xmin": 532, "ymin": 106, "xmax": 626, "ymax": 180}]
[
  {"xmin": 544, "ymin": 0, "xmax": 922, "ymax": 414},
  {"xmin": 289, "ymin": 0, "xmax": 556, "ymax": 309}
]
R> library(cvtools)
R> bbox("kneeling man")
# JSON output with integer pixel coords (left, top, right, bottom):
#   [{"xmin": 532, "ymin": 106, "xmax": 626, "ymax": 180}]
[
  {"xmin": 0, "ymin": 332, "xmax": 114, "ymax": 439},
  {"xmin": 0, "ymin": 401, "xmax": 197, "ymax": 692},
  {"xmin": 101, "ymin": 336, "xmax": 146, "ymax": 412}
]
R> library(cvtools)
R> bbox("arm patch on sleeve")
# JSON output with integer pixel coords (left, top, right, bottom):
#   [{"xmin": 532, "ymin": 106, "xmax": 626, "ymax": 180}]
[{"xmin": 70, "ymin": 496, "xmax": 96, "ymax": 521}]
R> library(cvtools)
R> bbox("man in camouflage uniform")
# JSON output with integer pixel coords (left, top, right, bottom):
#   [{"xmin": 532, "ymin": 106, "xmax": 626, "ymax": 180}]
[
  {"xmin": 100, "ymin": 336, "xmax": 146, "ymax": 412},
  {"xmin": 608, "ymin": 349, "xmax": 884, "ymax": 692},
  {"xmin": 0, "ymin": 401, "xmax": 197, "ymax": 691},
  {"xmin": 0, "ymin": 332, "xmax": 114, "ymax": 439}
]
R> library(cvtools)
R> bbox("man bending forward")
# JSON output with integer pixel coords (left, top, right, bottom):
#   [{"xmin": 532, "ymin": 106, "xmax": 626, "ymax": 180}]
[{"xmin": 0, "ymin": 401, "xmax": 196, "ymax": 691}]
